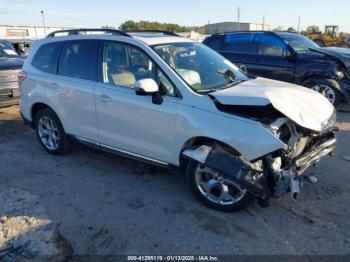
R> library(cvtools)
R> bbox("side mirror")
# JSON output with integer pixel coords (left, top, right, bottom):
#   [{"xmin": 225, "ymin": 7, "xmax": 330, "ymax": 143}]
[
  {"xmin": 135, "ymin": 78, "xmax": 163, "ymax": 105},
  {"xmin": 284, "ymin": 49, "xmax": 296, "ymax": 60},
  {"xmin": 240, "ymin": 65, "xmax": 248, "ymax": 73},
  {"xmin": 135, "ymin": 78, "xmax": 159, "ymax": 95}
]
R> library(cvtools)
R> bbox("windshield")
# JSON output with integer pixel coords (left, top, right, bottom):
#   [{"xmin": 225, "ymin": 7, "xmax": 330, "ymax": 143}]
[
  {"xmin": 152, "ymin": 42, "xmax": 250, "ymax": 93},
  {"xmin": 0, "ymin": 42, "xmax": 19, "ymax": 59},
  {"xmin": 277, "ymin": 33, "xmax": 319, "ymax": 53}
]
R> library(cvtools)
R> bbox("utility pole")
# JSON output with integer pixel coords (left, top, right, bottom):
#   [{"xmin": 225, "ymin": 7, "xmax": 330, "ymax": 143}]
[
  {"xmin": 297, "ymin": 16, "xmax": 301, "ymax": 33},
  {"xmin": 263, "ymin": 16, "xmax": 265, "ymax": 31},
  {"xmin": 41, "ymin": 10, "xmax": 47, "ymax": 36},
  {"xmin": 237, "ymin": 7, "xmax": 241, "ymax": 31},
  {"xmin": 207, "ymin": 20, "xmax": 210, "ymax": 34}
]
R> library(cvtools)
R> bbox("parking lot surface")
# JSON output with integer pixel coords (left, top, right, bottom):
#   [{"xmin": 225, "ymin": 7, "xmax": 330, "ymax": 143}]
[{"xmin": 0, "ymin": 105, "xmax": 350, "ymax": 257}]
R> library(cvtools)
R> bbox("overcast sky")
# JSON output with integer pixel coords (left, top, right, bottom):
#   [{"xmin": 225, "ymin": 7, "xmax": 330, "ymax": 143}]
[{"xmin": 1, "ymin": 0, "xmax": 349, "ymax": 32}]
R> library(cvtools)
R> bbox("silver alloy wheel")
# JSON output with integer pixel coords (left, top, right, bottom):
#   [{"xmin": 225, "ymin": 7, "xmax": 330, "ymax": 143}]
[
  {"xmin": 311, "ymin": 84, "xmax": 336, "ymax": 104},
  {"xmin": 37, "ymin": 116, "xmax": 60, "ymax": 150},
  {"xmin": 194, "ymin": 164, "xmax": 247, "ymax": 205}
]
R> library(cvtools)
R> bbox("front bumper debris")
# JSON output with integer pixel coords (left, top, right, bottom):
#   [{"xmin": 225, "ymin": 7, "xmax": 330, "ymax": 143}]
[
  {"xmin": 183, "ymin": 132, "xmax": 337, "ymax": 203},
  {"xmin": 294, "ymin": 133, "xmax": 337, "ymax": 173},
  {"xmin": 183, "ymin": 144, "xmax": 269, "ymax": 199},
  {"xmin": 272, "ymin": 131, "xmax": 337, "ymax": 200}
]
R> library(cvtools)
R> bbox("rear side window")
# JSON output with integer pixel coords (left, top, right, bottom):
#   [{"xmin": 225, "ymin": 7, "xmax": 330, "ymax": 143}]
[
  {"xmin": 58, "ymin": 40, "xmax": 98, "ymax": 81},
  {"xmin": 32, "ymin": 42, "xmax": 61, "ymax": 73},
  {"xmin": 223, "ymin": 33, "xmax": 257, "ymax": 54}
]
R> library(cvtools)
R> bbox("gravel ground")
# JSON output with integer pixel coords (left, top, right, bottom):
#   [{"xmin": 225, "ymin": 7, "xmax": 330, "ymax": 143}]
[{"xmin": 0, "ymin": 105, "xmax": 350, "ymax": 258}]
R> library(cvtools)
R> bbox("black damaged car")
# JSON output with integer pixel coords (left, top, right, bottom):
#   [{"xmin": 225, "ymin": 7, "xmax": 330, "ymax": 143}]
[
  {"xmin": 0, "ymin": 40, "xmax": 24, "ymax": 107},
  {"xmin": 203, "ymin": 31, "xmax": 350, "ymax": 106}
]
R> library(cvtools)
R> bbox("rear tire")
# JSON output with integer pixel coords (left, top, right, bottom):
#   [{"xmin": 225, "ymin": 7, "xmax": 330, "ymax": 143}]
[
  {"xmin": 186, "ymin": 160, "xmax": 254, "ymax": 212},
  {"xmin": 34, "ymin": 108, "xmax": 72, "ymax": 155},
  {"xmin": 303, "ymin": 78, "xmax": 343, "ymax": 107}
]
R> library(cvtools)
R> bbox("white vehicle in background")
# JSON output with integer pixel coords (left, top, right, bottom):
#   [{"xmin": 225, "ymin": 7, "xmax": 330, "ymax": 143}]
[{"xmin": 19, "ymin": 29, "xmax": 337, "ymax": 212}]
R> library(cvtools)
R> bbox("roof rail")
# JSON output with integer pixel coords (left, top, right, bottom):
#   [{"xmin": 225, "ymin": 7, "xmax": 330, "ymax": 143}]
[
  {"xmin": 125, "ymin": 30, "xmax": 180, "ymax": 37},
  {"xmin": 46, "ymin": 28, "xmax": 130, "ymax": 38},
  {"xmin": 211, "ymin": 30, "xmax": 276, "ymax": 36}
]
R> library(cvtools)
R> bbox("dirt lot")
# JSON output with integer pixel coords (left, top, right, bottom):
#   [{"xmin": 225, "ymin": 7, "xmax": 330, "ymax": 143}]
[{"xmin": 1, "ymin": 105, "xmax": 350, "ymax": 258}]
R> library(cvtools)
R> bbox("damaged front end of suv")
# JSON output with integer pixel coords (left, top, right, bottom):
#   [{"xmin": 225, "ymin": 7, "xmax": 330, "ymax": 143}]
[
  {"xmin": 183, "ymin": 79, "xmax": 337, "ymax": 210},
  {"xmin": 264, "ymin": 115, "xmax": 337, "ymax": 200}
]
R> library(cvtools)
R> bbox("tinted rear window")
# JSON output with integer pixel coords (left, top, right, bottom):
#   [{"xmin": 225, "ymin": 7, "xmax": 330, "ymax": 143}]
[
  {"xmin": 32, "ymin": 42, "xmax": 61, "ymax": 73},
  {"xmin": 223, "ymin": 33, "xmax": 257, "ymax": 54},
  {"xmin": 58, "ymin": 40, "xmax": 98, "ymax": 81}
]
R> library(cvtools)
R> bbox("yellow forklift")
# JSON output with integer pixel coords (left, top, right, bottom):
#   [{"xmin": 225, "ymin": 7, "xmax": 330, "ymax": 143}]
[{"xmin": 307, "ymin": 25, "xmax": 350, "ymax": 48}]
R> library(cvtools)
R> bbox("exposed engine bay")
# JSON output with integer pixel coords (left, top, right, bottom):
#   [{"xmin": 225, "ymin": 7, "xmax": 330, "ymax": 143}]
[{"xmin": 264, "ymin": 117, "xmax": 337, "ymax": 200}]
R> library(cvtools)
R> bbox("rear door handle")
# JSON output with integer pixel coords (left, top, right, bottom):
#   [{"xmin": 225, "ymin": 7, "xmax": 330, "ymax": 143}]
[{"xmin": 97, "ymin": 94, "xmax": 112, "ymax": 103}]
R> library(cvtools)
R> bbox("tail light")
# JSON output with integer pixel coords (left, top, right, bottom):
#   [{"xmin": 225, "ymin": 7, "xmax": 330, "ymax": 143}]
[{"xmin": 17, "ymin": 70, "xmax": 27, "ymax": 82}]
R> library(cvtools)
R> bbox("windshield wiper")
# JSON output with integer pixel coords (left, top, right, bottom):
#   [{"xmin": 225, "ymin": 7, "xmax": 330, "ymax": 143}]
[
  {"xmin": 197, "ymin": 88, "xmax": 217, "ymax": 94},
  {"xmin": 197, "ymin": 69, "xmax": 247, "ymax": 94},
  {"xmin": 217, "ymin": 69, "xmax": 236, "ymax": 82},
  {"xmin": 221, "ymin": 79, "xmax": 245, "ymax": 89},
  {"xmin": 197, "ymin": 80, "xmax": 245, "ymax": 94}
]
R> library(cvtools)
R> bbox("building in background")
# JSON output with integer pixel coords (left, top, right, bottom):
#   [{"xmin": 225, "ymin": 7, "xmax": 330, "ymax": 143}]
[
  {"xmin": 204, "ymin": 22, "xmax": 270, "ymax": 35},
  {"xmin": 0, "ymin": 25, "xmax": 73, "ymax": 54},
  {"xmin": 0, "ymin": 25, "xmax": 72, "ymax": 40},
  {"xmin": 178, "ymin": 31, "xmax": 209, "ymax": 42}
]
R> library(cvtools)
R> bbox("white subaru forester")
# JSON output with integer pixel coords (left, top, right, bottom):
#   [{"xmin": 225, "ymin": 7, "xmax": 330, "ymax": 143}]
[{"xmin": 20, "ymin": 29, "xmax": 337, "ymax": 212}]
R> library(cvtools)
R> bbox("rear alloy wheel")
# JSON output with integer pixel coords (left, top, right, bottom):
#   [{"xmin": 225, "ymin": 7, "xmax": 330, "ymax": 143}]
[
  {"xmin": 37, "ymin": 116, "xmax": 60, "ymax": 151},
  {"xmin": 35, "ymin": 108, "xmax": 71, "ymax": 155},
  {"xmin": 187, "ymin": 160, "xmax": 254, "ymax": 212}
]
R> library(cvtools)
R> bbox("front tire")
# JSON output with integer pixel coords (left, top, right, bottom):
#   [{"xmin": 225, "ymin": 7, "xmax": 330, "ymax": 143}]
[
  {"xmin": 35, "ymin": 108, "xmax": 72, "ymax": 155},
  {"xmin": 303, "ymin": 78, "xmax": 343, "ymax": 107},
  {"xmin": 186, "ymin": 160, "xmax": 254, "ymax": 212}
]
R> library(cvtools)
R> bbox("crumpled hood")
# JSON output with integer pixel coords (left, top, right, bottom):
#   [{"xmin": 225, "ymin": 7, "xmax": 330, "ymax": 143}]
[
  {"xmin": 309, "ymin": 47, "xmax": 350, "ymax": 70},
  {"xmin": 211, "ymin": 77, "xmax": 335, "ymax": 132}
]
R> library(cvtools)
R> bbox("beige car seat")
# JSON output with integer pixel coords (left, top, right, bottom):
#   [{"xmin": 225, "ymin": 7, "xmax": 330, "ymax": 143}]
[
  {"xmin": 110, "ymin": 70, "xmax": 136, "ymax": 87},
  {"xmin": 107, "ymin": 47, "xmax": 136, "ymax": 87}
]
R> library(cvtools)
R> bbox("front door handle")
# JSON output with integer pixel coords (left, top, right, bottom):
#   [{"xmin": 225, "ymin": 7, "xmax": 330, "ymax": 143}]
[{"xmin": 97, "ymin": 94, "xmax": 112, "ymax": 103}]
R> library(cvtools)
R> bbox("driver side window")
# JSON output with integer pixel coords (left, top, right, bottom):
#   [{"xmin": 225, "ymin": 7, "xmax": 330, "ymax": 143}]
[
  {"xmin": 102, "ymin": 42, "xmax": 176, "ymax": 97},
  {"xmin": 255, "ymin": 33, "xmax": 287, "ymax": 57}
]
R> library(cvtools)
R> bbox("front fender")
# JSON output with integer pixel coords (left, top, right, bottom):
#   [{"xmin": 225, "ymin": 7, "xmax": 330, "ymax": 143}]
[
  {"xmin": 296, "ymin": 64, "xmax": 339, "ymax": 85},
  {"xmin": 173, "ymin": 104, "xmax": 285, "ymax": 164}
]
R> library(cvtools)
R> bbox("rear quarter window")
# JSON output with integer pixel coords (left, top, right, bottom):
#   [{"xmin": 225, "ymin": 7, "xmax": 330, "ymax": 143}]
[{"xmin": 32, "ymin": 42, "xmax": 61, "ymax": 73}]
